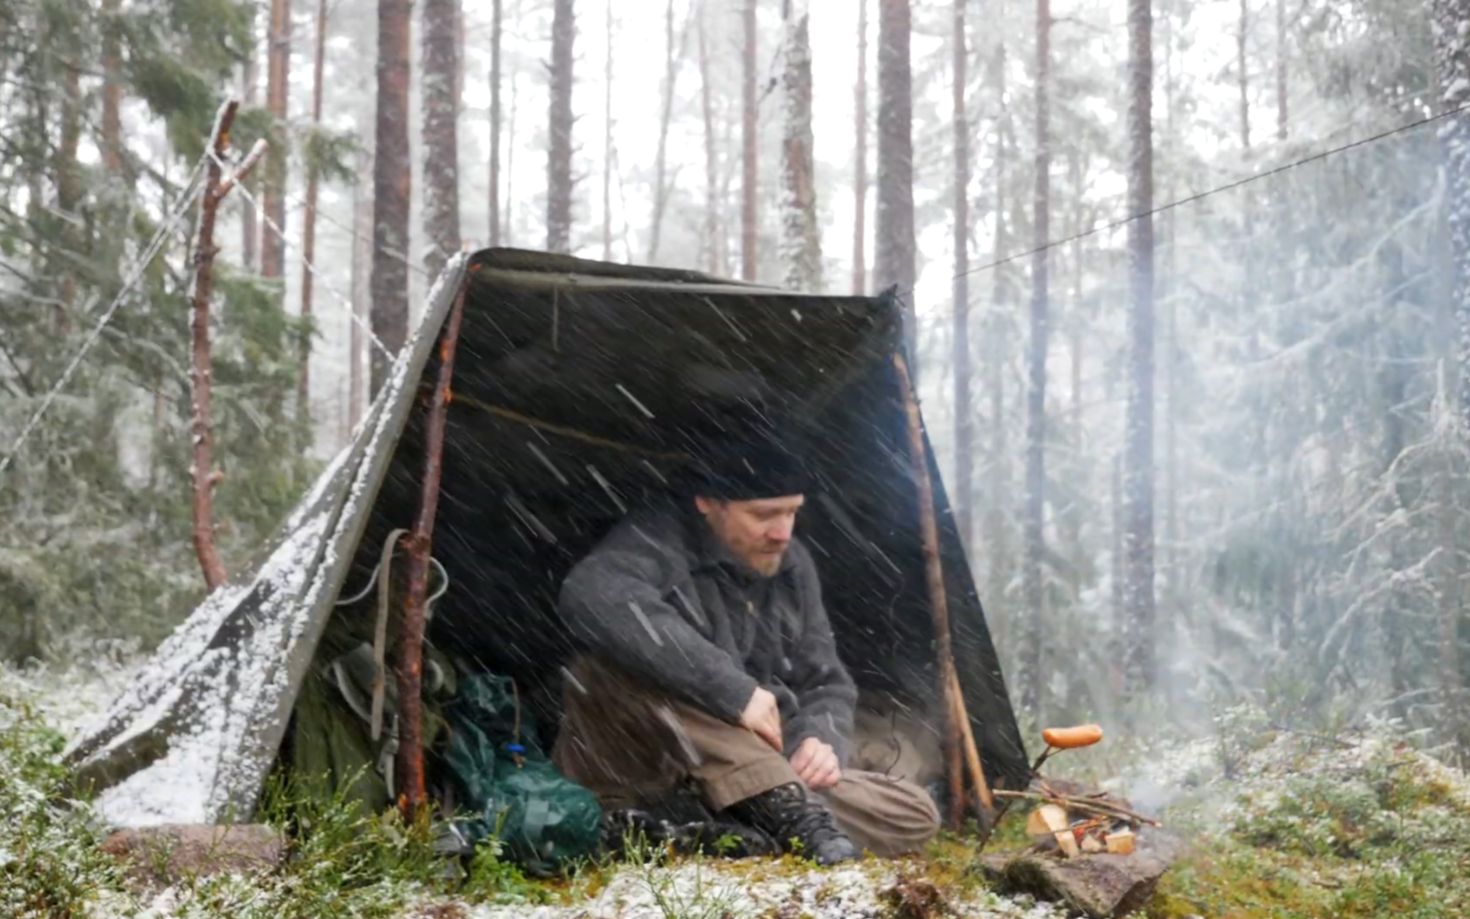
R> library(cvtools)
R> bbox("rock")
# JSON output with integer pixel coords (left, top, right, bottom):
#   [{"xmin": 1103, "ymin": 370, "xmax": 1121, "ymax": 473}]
[
  {"xmin": 980, "ymin": 830, "xmax": 1179, "ymax": 919},
  {"xmin": 100, "ymin": 823, "xmax": 285, "ymax": 888}
]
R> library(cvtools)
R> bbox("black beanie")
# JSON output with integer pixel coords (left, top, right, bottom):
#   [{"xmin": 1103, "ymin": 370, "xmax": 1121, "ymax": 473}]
[{"xmin": 683, "ymin": 432, "xmax": 810, "ymax": 500}]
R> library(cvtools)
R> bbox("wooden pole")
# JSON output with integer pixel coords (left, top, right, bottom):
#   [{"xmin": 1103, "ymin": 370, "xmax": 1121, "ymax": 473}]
[
  {"xmin": 189, "ymin": 100, "xmax": 266, "ymax": 592},
  {"xmin": 395, "ymin": 273, "xmax": 470, "ymax": 817},
  {"xmin": 893, "ymin": 352, "xmax": 995, "ymax": 827}
]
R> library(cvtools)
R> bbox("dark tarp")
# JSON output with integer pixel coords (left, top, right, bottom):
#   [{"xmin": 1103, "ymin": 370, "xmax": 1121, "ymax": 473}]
[{"xmin": 67, "ymin": 248, "xmax": 1028, "ymax": 825}]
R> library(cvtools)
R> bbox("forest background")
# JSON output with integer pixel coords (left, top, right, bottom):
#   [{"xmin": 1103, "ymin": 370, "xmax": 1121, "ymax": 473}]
[{"xmin": 3, "ymin": 0, "xmax": 1470, "ymax": 765}]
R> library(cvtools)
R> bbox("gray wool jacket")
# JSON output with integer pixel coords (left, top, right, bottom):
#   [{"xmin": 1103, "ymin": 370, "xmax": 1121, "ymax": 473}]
[{"xmin": 558, "ymin": 502, "xmax": 859, "ymax": 764}]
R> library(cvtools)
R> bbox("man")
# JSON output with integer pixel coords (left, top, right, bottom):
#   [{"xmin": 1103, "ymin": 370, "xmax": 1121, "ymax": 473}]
[{"xmin": 552, "ymin": 435, "xmax": 940, "ymax": 864}]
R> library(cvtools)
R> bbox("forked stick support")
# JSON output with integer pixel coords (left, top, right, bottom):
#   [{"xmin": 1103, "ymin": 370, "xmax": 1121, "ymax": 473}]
[{"xmin": 892, "ymin": 353, "xmax": 996, "ymax": 827}]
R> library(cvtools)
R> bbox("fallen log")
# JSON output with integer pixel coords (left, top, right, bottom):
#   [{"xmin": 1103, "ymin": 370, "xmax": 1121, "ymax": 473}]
[{"xmin": 981, "ymin": 831, "xmax": 1177, "ymax": 919}]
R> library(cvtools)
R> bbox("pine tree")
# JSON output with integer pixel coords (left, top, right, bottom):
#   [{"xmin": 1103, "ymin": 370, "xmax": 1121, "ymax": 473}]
[
  {"xmin": 489, "ymin": 0, "xmax": 503, "ymax": 247},
  {"xmin": 1433, "ymin": 0, "xmax": 1470, "ymax": 427},
  {"xmin": 875, "ymin": 0, "xmax": 915, "ymax": 359},
  {"xmin": 1020, "ymin": 0, "xmax": 1052, "ymax": 715},
  {"xmin": 852, "ymin": 0, "xmax": 869, "ymax": 295},
  {"xmin": 952, "ymin": 0, "xmax": 973, "ymax": 548},
  {"xmin": 423, "ymin": 0, "xmax": 462, "ymax": 276},
  {"xmin": 740, "ymin": 0, "xmax": 759, "ymax": 280},
  {"xmin": 546, "ymin": 0, "xmax": 576, "ymax": 254},
  {"xmin": 1122, "ymin": 0, "xmax": 1157, "ymax": 696},
  {"xmin": 0, "ymin": 0, "xmax": 312, "ymax": 654},
  {"xmin": 298, "ymin": 0, "xmax": 330, "ymax": 422},
  {"xmin": 697, "ymin": 0, "xmax": 724, "ymax": 275},
  {"xmin": 647, "ymin": 0, "xmax": 684, "ymax": 263},
  {"xmin": 371, "ymin": 0, "xmax": 413, "ymax": 394},
  {"xmin": 261, "ymin": 0, "xmax": 291, "ymax": 279},
  {"xmin": 779, "ymin": 0, "xmax": 821, "ymax": 291}
]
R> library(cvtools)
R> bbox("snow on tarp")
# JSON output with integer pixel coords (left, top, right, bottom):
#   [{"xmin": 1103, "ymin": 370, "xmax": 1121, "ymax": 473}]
[{"xmin": 66, "ymin": 256, "xmax": 468, "ymax": 827}]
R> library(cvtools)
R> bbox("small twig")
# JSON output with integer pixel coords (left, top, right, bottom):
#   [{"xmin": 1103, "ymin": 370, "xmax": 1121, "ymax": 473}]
[{"xmin": 993, "ymin": 789, "xmax": 1163, "ymax": 827}]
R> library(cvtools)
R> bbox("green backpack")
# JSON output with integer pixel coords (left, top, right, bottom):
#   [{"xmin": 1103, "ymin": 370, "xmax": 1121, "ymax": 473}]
[{"xmin": 442, "ymin": 672, "xmax": 603, "ymax": 874}]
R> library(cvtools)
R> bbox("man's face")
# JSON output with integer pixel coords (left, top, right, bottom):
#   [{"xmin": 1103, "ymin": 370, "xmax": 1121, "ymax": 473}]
[{"xmin": 695, "ymin": 494, "xmax": 805, "ymax": 577}]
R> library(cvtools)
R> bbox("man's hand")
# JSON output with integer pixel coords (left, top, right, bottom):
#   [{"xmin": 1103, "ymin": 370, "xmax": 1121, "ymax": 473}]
[
  {"xmin": 739, "ymin": 686, "xmax": 783, "ymax": 751},
  {"xmin": 789, "ymin": 737, "xmax": 841, "ymax": 790}
]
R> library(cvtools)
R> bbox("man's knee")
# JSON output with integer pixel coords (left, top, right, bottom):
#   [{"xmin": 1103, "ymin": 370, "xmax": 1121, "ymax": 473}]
[{"xmin": 824, "ymin": 771, "xmax": 941, "ymax": 856}]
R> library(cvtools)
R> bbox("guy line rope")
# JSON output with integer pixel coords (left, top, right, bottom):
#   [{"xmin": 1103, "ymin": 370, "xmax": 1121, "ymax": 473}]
[
  {"xmin": 943, "ymin": 100, "xmax": 1470, "ymax": 288},
  {"xmin": 207, "ymin": 148, "xmax": 398, "ymax": 362},
  {"xmin": 0, "ymin": 155, "xmax": 209, "ymax": 477},
  {"xmin": 8, "ymin": 99, "xmax": 1467, "ymax": 478}
]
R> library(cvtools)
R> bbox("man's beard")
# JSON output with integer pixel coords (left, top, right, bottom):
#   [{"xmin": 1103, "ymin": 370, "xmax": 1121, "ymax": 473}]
[{"xmin": 748, "ymin": 548, "xmax": 785, "ymax": 577}]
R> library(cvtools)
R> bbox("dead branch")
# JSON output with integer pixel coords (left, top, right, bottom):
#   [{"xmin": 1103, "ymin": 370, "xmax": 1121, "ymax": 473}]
[
  {"xmin": 188, "ymin": 99, "xmax": 268, "ymax": 592},
  {"xmin": 993, "ymin": 789, "xmax": 1162, "ymax": 827}
]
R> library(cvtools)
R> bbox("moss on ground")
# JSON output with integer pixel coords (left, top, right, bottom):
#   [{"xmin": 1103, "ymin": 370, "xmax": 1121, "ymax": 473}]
[
  {"xmin": 7, "ymin": 687, "xmax": 1470, "ymax": 918},
  {"xmin": 1145, "ymin": 736, "xmax": 1470, "ymax": 919}
]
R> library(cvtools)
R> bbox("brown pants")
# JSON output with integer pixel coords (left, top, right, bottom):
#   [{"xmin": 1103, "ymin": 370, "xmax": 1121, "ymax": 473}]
[{"xmin": 552, "ymin": 657, "xmax": 940, "ymax": 857}]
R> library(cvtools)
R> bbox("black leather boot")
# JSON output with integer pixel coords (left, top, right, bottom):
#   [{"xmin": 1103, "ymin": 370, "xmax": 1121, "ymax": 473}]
[
  {"xmin": 724, "ymin": 782, "xmax": 859, "ymax": 865},
  {"xmin": 601, "ymin": 784, "xmax": 779, "ymax": 859}
]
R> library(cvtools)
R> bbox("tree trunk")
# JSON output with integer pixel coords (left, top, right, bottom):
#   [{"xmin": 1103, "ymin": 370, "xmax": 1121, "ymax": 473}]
[
  {"xmin": 740, "ymin": 0, "xmax": 759, "ymax": 280},
  {"xmin": 489, "ymin": 0, "xmax": 503, "ymax": 246},
  {"xmin": 698, "ymin": 0, "xmax": 723, "ymax": 275},
  {"xmin": 647, "ymin": 0, "xmax": 685, "ymax": 263},
  {"xmin": 370, "ymin": 0, "xmax": 413, "ymax": 395},
  {"xmin": 349, "ymin": 168, "xmax": 371, "ymax": 434},
  {"xmin": 55, "ymin": 60, "xmax": 82, "ymax": 323},
  {"xmin": 1275, "ymin": 0, "xmax": 1287, "ymax": 141},
  {"xmin": 546, "ymin": 0, "xmax": 575, "ymax": 254},
  {"xmin": 952, "ymin": 0, "xmax": 973, "ymax": 548},
  {"xmin": 262, "ymin": 0, "xmax": 291, "ymax": 279},
  {"xmin": 101, "ymin": 0, "xmax": 123, "ymax": 175},
  {"xmin": 1122, "ymin": 0, "xmax": 1157, "ymax": 697},
  {"xmin": 1020, "ymin": 0, "xmax": 1051, "ymax": 716},
  {"xmin": 299, "ymin": 0, "xmax": 329, "ymax": 423},
  {"xmin": 1432, "ymin": 1, "xmax": 1470, "ymax": 426},
  {"xmin": 242, "ymin": 2, "xmax": 259, "ymax": 270},
  {"xmin": 505, "ymin": 47, "xmax": 519, "ymax": 244},
  {"xmin": 603, "ymin": 0, "xmax": 614, "ymax": 260},
  {"xmin": 423, "ymin": 0, "xmax": 462, "ymax": 277},
  {"xmin": 852, "ymin": 0, "xmax": 868, "ymax": 294},
  {"xmin": 984, "ymin": 2, "xmax": 1012, "ymax": 608},
  {"xmin": 1237, "ymin": 0, "xmax": 1250, "ymax": 151},
  {"xmin": 875, "ymin": 0, "xmax": 916, "ymax": 360},
  {"xmin": 779, "ymin": 0, "xmax": 821, "ymax": 291}
]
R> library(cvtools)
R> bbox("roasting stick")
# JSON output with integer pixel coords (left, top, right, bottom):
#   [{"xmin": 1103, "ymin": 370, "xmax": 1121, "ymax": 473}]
[{"xmin": 976, "ymin": 722, "xmax": 1108, "ymax": 849}]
